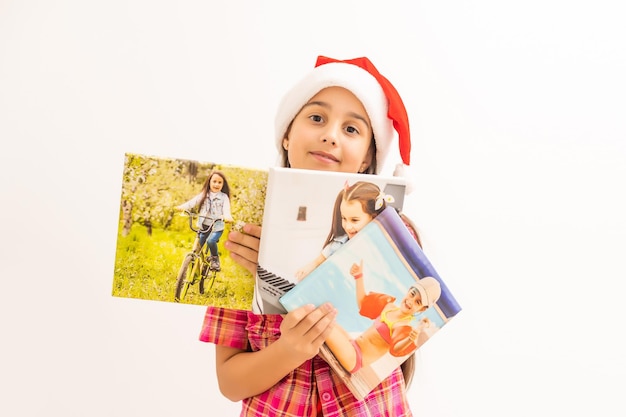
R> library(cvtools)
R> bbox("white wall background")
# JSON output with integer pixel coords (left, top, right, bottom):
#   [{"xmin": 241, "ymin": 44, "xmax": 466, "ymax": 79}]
[{"xmin": 1, "ymin": 1, "xmax": 624, "ymax": 416}]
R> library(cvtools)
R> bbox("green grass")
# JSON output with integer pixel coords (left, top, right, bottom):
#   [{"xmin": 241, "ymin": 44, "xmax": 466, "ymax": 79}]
[{"xmin": 112, "ymin": 222, "xmax": 255, "ymax": 309}]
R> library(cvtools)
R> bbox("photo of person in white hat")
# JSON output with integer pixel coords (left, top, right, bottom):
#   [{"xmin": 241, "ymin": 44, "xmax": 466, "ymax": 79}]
[{"xmin": 325, "ymin": 260, "xmax": 442, "ymax": 374}]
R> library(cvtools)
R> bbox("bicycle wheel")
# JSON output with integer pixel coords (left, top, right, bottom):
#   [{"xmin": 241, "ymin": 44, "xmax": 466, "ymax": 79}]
[
  {"xmin": 174, "ymin": 254, "xmax": 197, "ymax": 302},
  {"xmin": 199, "ymin": 268, "xmax": 217, "ymax": 294},
  {"xmin": 198, "ymin": 262, "xmax": 209, "ymax": 294}
]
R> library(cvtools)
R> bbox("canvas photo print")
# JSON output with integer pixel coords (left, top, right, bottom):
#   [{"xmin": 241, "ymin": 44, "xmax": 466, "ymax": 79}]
[
  {"xmin": 254, "ymin": 167, "xmax": 407, "ymax": 314},
  {"xmin": 112, "ymin": 152, "xmax": 267, "ymax": 308}
]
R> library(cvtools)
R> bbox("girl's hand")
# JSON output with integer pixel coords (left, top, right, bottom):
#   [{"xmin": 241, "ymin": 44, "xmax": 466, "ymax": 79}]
[
  {"xmin": 278, "ymin": 303, "xmax": 337, "ymax": 362},
  {"xmin": 294, "ymin": 268, "xmax": 307, "ymax": 281},
  {"xmin": 408, "ymin": 319, "xmax": 430, "ymax": 343},
  {"xmin": 226, "ymin": 224, "xmax": 262, "ymax": 276},
  {"xmin": 294, "ymin": 262, "xmax": 314, "ymax": 281},
  {"xmin": 417, "ymin": 317, "xmax": 431, "ymax": 331},
  {"xmin": 350, "ymin": 260, "xmax": 363, "ymax": 278},
  {"xmin": 214, "ymin": 303, "xmax": 337, "ymax": 401}
]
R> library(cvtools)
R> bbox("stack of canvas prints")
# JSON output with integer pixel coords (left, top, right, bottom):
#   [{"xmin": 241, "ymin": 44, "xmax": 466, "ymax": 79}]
[{"xmin": 279, "ymin": 206, "xmax": 462, "ymax": 399}]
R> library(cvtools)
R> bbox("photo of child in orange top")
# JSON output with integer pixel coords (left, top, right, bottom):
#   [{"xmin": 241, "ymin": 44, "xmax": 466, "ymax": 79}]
[{"xmin": 325, "ymin": 260, "xmax": 442, "ymax": 373}]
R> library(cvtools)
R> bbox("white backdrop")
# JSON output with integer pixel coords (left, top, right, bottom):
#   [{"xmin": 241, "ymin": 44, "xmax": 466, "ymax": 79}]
[{"xmin": 1, "ymin": 1, "xmax": 625, "ymax": 416}]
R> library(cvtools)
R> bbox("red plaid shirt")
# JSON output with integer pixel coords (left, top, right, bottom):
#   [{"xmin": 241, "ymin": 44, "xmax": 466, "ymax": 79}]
[{"xmin": 200, "ymin": 307, "xmax": 413, "ymax": 417}]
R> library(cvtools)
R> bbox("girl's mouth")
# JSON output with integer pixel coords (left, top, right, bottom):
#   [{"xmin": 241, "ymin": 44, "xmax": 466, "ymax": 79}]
[{"xmin": 310, "ymin": 151, "xmax": 339, "ymax": 163}]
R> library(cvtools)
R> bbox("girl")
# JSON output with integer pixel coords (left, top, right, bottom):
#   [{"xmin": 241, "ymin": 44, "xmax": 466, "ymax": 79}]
[
  {"xmin": 295, "ymin": 181, "xmax": 393, "ymax": 281},
  {"xmin": 201, "ymin": 56, "xmax": 421, "ymax": 416},
  {"xmin": 325, "ymin": 260, "xmax": 441, "ymax": 374},
  {"xmin": 176, "ymin": 169, "xmax": 233, "ymax": 271}
]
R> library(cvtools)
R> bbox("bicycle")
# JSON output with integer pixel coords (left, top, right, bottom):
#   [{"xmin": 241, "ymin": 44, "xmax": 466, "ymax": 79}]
[{"xmin": 174, "ymin": 210, "xmax": 220, "ymax": 303}]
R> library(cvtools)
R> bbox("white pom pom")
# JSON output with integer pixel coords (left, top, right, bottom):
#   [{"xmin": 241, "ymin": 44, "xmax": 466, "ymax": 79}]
[{"xmin": 393, "ymin": 163, "xmax": 414, "ymax": 195}]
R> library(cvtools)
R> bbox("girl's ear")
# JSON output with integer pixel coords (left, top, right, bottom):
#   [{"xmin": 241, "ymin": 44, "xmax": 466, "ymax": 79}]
[
  {"xmin": 359, "ymin": 154, "xmax": 373, "ymax": 173},
  {"xmin": 282, "ymin": 137, "xmax": 289, "ymax": 150},
  {"xmin": 359, "ymin": 142, "xmax": 375, "ymax": 173}
]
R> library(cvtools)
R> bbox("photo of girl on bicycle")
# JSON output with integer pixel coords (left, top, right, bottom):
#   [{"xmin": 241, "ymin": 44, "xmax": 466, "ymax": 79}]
[
  {"xmin": 176, "ymin": 169, "xmax": 233, "ymax": 272},
  {"xmin": 112, "ymin": 153, "xmax": 267, "ymax": 308}
]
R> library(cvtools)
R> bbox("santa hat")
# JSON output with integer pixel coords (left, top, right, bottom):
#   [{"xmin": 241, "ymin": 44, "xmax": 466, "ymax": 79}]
[{"xmin": 274, "ymin": 56, "xmax": 411, "ymax": 178}]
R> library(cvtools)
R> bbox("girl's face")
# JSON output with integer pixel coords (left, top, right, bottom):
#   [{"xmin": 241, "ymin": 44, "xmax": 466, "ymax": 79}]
[
  {"xmin": 282, "ymin": 87, "xmax": 374, "ymax": 173},
  {"xmin": 209, "ymin": 174, "xmax": 224, "ymax": 193},
  {"xmin": 400, "ymin": 286, "xmax": 426, "ymax": 314},
  {"xmin": 340, "ymin": 200, "xmax": 373, "ymax": 239}
]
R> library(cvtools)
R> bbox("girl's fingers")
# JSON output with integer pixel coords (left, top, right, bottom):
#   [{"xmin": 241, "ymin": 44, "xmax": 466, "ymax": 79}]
[
  {"xmin": 281, "ymin": 304, "xmax": 316, "ymax": 328},
  {"xmin": 228, "ymin": 230, "xmax": 260, "ymax": 253},
  {"xmin": 243, "ymin": 224, "xmax": 262, "ymax": 239},
  {"xmin": 279, "ymin": 304, "xmax": 337, "ymax": 360},
  {"xmin": 307, "ymin": 309, "xmax": 337, "ymax": 345},
  {"xmin": 226, "ymin": 240, "xmax": 258, "ymax": 276},
  {"xmin": 284, "ymin": 303, "xmax": 336, "ymax": 335},
  {"xmin": 228, "ymin": 250, "xmax": 257, "ymax": 276},
  {"xmin": 226, "ymin": 237, "xmax": 259, "ymax": 261},
  {"xmin": 226, "ymin": 226, "xmax": 262, "ymax": 275}
]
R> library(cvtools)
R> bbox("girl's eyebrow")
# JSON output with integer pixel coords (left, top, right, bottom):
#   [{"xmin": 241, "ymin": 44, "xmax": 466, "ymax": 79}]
[{"xmin": 302, "ymin": 101, "xmax": 370, "ymax": 127}]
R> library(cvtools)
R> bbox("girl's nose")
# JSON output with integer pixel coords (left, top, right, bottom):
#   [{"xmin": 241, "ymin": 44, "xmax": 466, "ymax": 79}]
[{"xmin": 321, "ymin": 124, "xmax": 340, "ymax": 145}]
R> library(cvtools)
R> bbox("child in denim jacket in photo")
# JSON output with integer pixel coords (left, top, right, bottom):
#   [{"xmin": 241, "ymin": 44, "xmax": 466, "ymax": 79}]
[
  {"xmin": 200, "ymin": 56, "xmax": 424, "ymax": 416},
  {"xmin": 295, "ymin": 181, "xmax": 393, "ymax": 281},
  {"xmin": 176, "ymin": 170, "xmax": 233, "ymax": 271}
]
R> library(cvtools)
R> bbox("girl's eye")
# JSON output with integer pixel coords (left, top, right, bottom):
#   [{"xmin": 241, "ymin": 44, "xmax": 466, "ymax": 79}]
[
  {"xmin": 346, "ymin": 126, "xmax": 359, "ymax": 135},
  {"xmin": 309, "ymin": 114, "xmax": 323, "ymax": 123}
]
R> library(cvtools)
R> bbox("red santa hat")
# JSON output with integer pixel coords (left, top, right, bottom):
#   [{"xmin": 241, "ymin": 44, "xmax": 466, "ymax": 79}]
[{"xmin": 274, "ymin": 56, "xmax": 411, "ymax": 176}]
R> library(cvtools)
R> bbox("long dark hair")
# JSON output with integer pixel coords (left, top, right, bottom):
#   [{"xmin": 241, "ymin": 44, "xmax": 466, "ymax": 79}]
[
  {"xmin": 197, "ymin": 170, "xmax": 230, "ymax": 210},
  {"xmin": 398, "ymin": 212, "xmax": 422, "ymax": 389}
]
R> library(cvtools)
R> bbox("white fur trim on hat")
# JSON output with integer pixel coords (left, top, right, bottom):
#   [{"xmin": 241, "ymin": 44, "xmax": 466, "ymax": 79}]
[
  {"xmin": 274, "ymin": 62, "xmax": 395, "ymax": 174},
  {"xmin": 393, "ymin": 162, "xmax": 414, "ymax": 195}
]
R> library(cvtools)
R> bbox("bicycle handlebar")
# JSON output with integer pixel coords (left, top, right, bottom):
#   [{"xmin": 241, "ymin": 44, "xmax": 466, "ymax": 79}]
[{"xmin": 180, "ymin": 210, "xmax": 219, "ymax": 234}]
